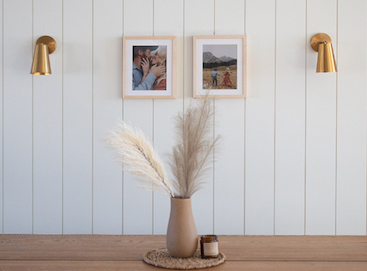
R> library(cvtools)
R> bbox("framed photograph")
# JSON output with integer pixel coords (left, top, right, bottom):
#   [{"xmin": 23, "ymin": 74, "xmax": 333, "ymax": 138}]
[
  {"xmin": 193, "ymin": 35, "xmax": 247, "ymax": 98},
  {"xmin": 123, "ymin": 36, "xmax": 176, "ymax": 99}
]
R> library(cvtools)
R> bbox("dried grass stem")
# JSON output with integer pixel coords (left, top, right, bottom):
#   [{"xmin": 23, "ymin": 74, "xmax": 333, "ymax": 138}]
[{"xmin": 169, "ymin": 97, "xmax": 220, "ymax": 198}]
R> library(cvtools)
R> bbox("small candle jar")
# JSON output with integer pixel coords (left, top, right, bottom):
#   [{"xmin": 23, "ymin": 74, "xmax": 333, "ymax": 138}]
[{"xmin": 200, "ymin": 235, "xmax": 219, "ymax": 259}]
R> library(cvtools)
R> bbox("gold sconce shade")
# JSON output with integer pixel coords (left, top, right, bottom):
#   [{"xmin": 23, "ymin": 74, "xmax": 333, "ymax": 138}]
[
  {"xmin": 31, "ymin": 44, "xmax": 51, "ymax": 75},
  {"xmin": 317, "ymin": 42, "xmax": 337, "ymax": 73},
  {"xmin": 310, "ymin": 33, "xmax": 337, "ymax": 73},
  {"xmin": 31, "ymin": 36, "xmax": 56, "ymax": 75}
]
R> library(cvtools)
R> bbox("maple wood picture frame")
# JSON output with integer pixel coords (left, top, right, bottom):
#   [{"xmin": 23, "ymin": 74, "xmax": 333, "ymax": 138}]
[
  {"xmin": 123, "ymin": 36, "xmax": 176, "ymax": 99},
  {"xmin": 193, "ymin": 35, "xmax": 247, "ymax": 98}
]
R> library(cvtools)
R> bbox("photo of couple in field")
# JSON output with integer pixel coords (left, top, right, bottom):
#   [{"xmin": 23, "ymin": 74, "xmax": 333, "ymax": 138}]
[
  {"xmin": 132, "ymin": 45, "xmax": 167, "ymax": 91},
  {"xmin": 202, "ymin": 44, "xmax": 237, "ymax": 90}
]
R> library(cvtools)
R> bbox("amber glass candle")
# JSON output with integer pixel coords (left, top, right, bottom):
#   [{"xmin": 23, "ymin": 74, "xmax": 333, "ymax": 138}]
[{"xmin": 200, "ymin": 235, "xmax": 219, "ymax": 259}]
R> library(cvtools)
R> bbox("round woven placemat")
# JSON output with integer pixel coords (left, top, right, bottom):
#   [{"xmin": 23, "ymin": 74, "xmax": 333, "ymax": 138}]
[{"xmin": 143, "ymin": 248, "xmax": 226, "ymax": 270}]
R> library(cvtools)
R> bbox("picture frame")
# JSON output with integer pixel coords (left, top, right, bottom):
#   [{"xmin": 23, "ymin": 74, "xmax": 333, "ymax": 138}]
[
  {"xmin": 123, "ymin": 36, "xmax": 176, "ymax": 99},
  {"xmin": 193, "ymin": 35, "xmax": 247, "ymax": 98}
]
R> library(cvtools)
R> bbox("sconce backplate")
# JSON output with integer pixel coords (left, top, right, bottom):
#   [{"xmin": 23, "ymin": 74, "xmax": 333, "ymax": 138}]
[
  {"xmin": 310, "ymin": 33, "xmax": 332, "ymax": 52},
  {"xmin": 36, "ymin": 36, "xmax": 56, "ymax": 54}
]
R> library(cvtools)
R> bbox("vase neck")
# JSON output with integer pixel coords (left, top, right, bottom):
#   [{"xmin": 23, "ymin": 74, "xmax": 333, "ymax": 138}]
[{"xmin": 170, "ymin": 197, "xmax": 193, "ymax": 212}]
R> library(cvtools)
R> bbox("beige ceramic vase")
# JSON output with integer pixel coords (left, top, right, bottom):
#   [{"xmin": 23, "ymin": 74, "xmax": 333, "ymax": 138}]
[{"xmin": 166, "ymin": 197, "xmax": 198, "ymax": 258}]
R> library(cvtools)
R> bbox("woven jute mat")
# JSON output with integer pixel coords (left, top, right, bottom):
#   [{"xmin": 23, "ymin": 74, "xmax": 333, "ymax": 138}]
[{"xmin": 143, "ymin": 248, "xmax": 226, "ymax": 269}]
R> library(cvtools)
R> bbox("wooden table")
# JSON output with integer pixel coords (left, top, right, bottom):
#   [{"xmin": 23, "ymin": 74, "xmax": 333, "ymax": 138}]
[{"xmin": 0, "ymin": 235, "xmax": 366, "ymax": 270}]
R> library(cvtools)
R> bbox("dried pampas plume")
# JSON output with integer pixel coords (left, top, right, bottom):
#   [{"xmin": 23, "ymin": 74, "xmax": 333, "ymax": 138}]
[
  {"xmin": 104, "ymin": 122, "xmax": 175, "ymax": 197},
  {"xmin": 105, "ymin": 96, "xmax": 220, "ymax": 199},
  {"xmin": 169, "ymin": 97, "xmax": 220, "ymax": 198}
]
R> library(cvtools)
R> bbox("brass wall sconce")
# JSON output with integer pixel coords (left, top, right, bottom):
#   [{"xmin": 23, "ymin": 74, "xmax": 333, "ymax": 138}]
[
  {"xmin": 310, "ymin": 33, "xmax": 337, "ymax": 73},
  {"xmin": 31, "ymin": 36, "xmax": 57, "ymax": 75}
]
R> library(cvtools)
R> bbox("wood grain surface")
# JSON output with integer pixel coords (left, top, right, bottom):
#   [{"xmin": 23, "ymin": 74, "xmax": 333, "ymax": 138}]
[
  {"xmin": 0, "ymin": 235, "xmax": 366, "ymax": 270},
  {"xmin": 1, "ymin": 261, "xmax": 367, "ymax": 271}
]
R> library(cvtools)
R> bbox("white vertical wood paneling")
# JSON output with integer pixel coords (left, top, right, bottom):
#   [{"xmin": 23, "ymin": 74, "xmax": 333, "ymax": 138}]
[
  {"xmin": 0, "ymin": 0, "xmax": 366, "ymax": 236},
  {"xmin": 274, "ymin": 0, "xmax": 306, "ymax": 235},
  {"xmin": 306, "ymin": 0, "xmax": 337, "ymax": 235},
  {"xmin": 33, "ymin": 0, "xmax": 63, "ymax": 234},
  {"xmin": 92, "ymin": 0, "xmax": 123, "ymax": 235},
  {"xmin": 63, "ymin": 0, "xmax": 93, "ymax": 234},
  {"xmin": 0, "ymin": 0, "xmax": 3, "ymax": 233},
  {"xmin": 245, "ymin": 0, "xmax": 276, "ymax": 235},
  {"xmin": 184, "ymin": 0, "xmax": 215, "ymax": 235},
  {"xmin": 3, "ymin": 0, "xmax": 33, "ymax": 234},
  {"xmin": 153, "ymin": 0, "xmax": 183, "ymax": 234},
  {"xmin": 336, "ymin": 0, "xmax": 367, "ymax": 235},
  {"xmin": 213, "ymin": 0, "xmax": 245, "ymax": 235},
  {"xmin": 123, "ymin": 0, "xmax": 154, "ymax": 234}
]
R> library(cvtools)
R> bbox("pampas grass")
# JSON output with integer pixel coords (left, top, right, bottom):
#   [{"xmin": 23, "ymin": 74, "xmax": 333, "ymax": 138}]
[
  {"xmin": 105, "ymin": 122, "xmax": 175, "ymax": 197},
  {"xmin": 169, "ymin": 97, "xmax": 220, "ymax": 198},
  {"xmin": 105, "ymin": 95, "xmax": 219, "ymax": 199}
]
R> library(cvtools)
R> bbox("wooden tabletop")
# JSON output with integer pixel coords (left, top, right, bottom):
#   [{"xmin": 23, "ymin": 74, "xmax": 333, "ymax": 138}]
[{"xmin": 0, "ymin": 235, "xmax": 366, "ymax": 270}]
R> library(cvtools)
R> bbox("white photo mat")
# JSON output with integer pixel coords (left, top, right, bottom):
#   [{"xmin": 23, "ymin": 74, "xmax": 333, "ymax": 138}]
[
  {"xmin": 123, "ymin": 36, "xmax": 176, "ymax": 99},
  {"xmin": 193, "ymin": 35, "xmax": 246, "ymax": 98}
]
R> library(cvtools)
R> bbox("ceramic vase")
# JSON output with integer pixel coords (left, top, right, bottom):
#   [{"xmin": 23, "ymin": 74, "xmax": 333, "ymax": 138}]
[{"xmin": 166, "ymin": 197, "xmax": 198, "ymax": 258}]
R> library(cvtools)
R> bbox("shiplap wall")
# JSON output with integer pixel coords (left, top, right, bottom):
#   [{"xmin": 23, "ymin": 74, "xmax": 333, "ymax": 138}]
[{"xmin": 1, "ymin": 0, "xmax": 366, "ymax": 235}]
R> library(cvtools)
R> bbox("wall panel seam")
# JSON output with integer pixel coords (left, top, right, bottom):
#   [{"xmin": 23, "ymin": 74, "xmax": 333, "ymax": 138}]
[
  {"xmin": 303, "ymin": 0, "xmax": 308, "ymax": 235},
  {"xmin": 213, "ymin": 0, "xmax": 216, "ymax": 35},
  {"xmin": 91, "ymin": 0, "xmax": 95, "ymax": 235},
  {"xmin": 274, "ymin": 0, "xmax": 276, "ymax": 236},
  {"xmin": 31, "ymin": 0, "xmax": 34, "ymax": 235},
  {"xmin": 243, "ymin": 0, "xmax": 246, "ymax": 236},
  {"xmin": 213, "ymin": 0, "xmax": 215, "ymax": 234},
  {"xmin": 152, "ymin": 99, "xmax": 154, "ymax": 235},
  {"xmin": 273, "ymin": 0, "xmax": 276, "ymax": 236},
  {"xmin": 121, "ymin": 0, "xmax": 124, "ymax": 236},
  {"xmin": 152, "ymin": 0, "xmax": 155, "ymax": 235},
  {"xmin": 61, "ymin": 0, "xmax": 64, "ymax": 235},
  {"xmin": 182, "ymin": 0, "xmax": 185, "ymax": 116},
  {"xmin": 334, "ymin": 0, "xmax": 340, "ymax": 235},
  {"xmin": 1, "ymin": 0, "xmax": 4, "ymax": 235},
  {"xmin": 304, "ymin": 0, "xmax": 307, "ymax": 236},
  {"xmin": 213, "ymin": 99, "xmax": 215, "ymax": 234}
]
